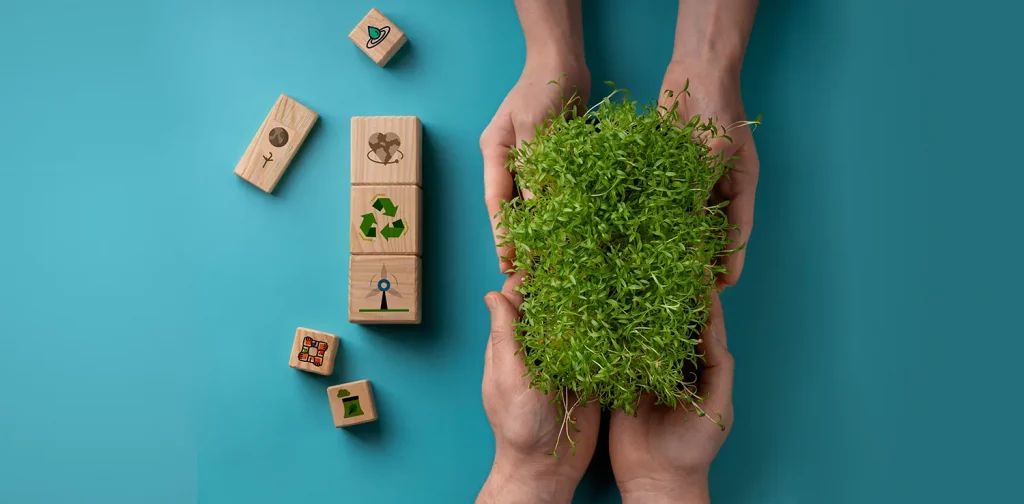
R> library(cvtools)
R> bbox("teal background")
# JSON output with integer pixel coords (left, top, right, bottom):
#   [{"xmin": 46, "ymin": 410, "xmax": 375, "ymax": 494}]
[{"xmin": 1, "ymin": 0, "xmax": 1020, "ymax": 502}]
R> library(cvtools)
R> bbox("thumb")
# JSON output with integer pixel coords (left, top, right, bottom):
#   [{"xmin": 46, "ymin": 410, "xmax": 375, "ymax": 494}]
[{"xmin": 485, "ymin": 292, "xmax": 522, "ymax": 361}]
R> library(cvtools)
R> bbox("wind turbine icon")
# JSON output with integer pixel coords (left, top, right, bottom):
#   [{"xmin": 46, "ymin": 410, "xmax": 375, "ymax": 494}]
[{"xmin": 365, "ymin": 263, "xmax": 403, "ymax": 310}]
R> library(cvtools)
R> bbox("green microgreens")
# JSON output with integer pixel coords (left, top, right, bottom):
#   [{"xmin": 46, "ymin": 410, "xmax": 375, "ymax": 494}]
[{"xmin": 498, "ymin": 80, "xmax": 753, "ymax": 440}]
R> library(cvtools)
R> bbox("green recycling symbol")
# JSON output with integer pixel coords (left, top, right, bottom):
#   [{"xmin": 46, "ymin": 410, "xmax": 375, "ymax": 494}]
[{"xmin": 359, "ymin": 194, "xmax": 407, "ymax": 241}]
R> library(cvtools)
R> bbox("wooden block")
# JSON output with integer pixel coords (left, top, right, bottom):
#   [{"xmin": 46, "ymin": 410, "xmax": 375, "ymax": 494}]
[
  {"xmin": 350, "ymin": 185, "xmax": 421, "ymax": 255},
  {"xmin": 349, "ymin": 8, "xmax": 407, "ymax": 67},
  {"xmin": 288, "ymin": 327, "xmax": 339, "ymax": 376},
  {"xmin": 327, "ymin": 380, "xmax": 378, "ymax": 428},
  {"xmin": 233, "ymin": 94, "xmax": 318, "ymax": 193},
  {"xmin": 349, "ymin": 255, "xmax": 421, "ymax": 324},
  {"xmin": 351, "ymin": 116, "xmax": 421, "ymax": 186}
]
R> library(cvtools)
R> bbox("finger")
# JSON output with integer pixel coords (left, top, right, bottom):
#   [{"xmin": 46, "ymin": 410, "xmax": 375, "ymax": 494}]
[
  {"xmin": 698, "ymin": 291, "xmax": 734, "ymax": 414},
  {"xmin": 481, "ymin": 112, "xmax": 517, "ymax": 274},
  {"xmin": 500, "ymin": 270, "xmax": 526, "ymax": 309},
  {"xmin": 716, "ymin": 141, "xmax": 758, "ymax": 289},
  {"xmin": 484, "ymin": 291, "xmax": 526, "ymax": 375}
]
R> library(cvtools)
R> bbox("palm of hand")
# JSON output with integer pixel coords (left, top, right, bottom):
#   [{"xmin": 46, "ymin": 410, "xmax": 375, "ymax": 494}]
[{"xmin": 609, "ymin": 400, "xmax": 732, "ymax": 489}]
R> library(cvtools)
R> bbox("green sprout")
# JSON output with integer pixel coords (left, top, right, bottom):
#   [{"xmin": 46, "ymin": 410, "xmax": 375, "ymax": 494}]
[{"xmin": 498, "ymin": 80, "xmax": 758, "ymax": 446}]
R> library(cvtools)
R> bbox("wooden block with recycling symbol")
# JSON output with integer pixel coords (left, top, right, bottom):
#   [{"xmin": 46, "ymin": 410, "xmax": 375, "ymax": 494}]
[
  {"xmin": 350, "ymin": 185, "xmax": 421, "ymax": 255},
  {"xmin": 351, "ymin": 116, "xmax": 421, "ymax": 186},
  {"xmin": 327, "ymin": 380, "xmax": 378, "ymax": 428}
]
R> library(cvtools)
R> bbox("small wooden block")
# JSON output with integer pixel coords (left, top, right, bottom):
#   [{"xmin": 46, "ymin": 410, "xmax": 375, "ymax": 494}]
[
  {"xmin": 349, "ymin": 255, "xmax": 421, "ymax": 324},
  {"xmin": 288, "ymin": 327, "xmax": 339, "ymax": 376},
  {"xmin": 327, "ymin": 380, "xmax": 378, "ymax": 428},
  {"xmin": 351, "ymin": 116, "xmax": 421, "ymax": 186},
  {"xmin": 349, "ymin": 8, "xmax": 407, "ymax": 67},
  {"xmin": 350, "ymin": 185, "xmax": 421, "ymax": 255},
  {"xmin": 234, "ymin": 94, "xmax": 318, "ymax": 193}
]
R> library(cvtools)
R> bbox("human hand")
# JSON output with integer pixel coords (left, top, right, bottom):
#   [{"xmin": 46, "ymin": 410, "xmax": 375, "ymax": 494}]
[
  {"xmin": 481, "ymin": 0, "xmax": 590, "ymax": 274},
  {"xmin": 477, "ymin": 274, "xmax": 601, "ymax": 504},
  {"xmin": 608, "ymin": 291, "xmax": 735, "ymax": 504},
  {"xmin": 661, "ymin": 0, "xmax": 759, "ymax": 290}
]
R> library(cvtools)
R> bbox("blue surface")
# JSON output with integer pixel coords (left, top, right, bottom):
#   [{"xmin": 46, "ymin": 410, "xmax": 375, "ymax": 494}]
[{"xmin": 1, "ymin": 0, "xmax": 1021, "ymax": 502}]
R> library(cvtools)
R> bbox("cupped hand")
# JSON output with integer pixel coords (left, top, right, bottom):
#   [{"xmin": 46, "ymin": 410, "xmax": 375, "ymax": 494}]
[
  {"xmin": 661, "ymin": 63, "xmax": 759, "ymax": 290},
  {"xmin": 477, "ymin": 274, "xmax": 601, "ymax": 504},
  {"xmin": 481, "ymin": 56, "xmax": 590, "ymax": 274},
  {"xmin": 609, "ymin": 291, "xmax": 735, "ymax": 504}
]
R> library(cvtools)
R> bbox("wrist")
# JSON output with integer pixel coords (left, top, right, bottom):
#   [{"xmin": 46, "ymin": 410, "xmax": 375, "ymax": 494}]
[
  {"xmin": 619, "ymin": 473, "xmax": 711, "ymax": 504},
  {"xmin": 671, "ymin": 0, "xmax": 755, "ymax": 79},
  {"xmin": 477, "ymin": 450, "xmax": 579, "ymax": 504},
  {"xmin": 515, "ymin": 0, "xmax": 586, "ymax": 66}
]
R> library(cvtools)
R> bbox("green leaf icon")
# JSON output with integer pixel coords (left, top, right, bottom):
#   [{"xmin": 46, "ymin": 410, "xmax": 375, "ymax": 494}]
[
  {"xmin": 367, "ymin": 26, "xmax": 381, "ymax": 39},
  {"xmin": 343, "ymin": 397, "xmax": 364, "ymax": 418},
  {"xmin": 336, "ymin": 388, "xmax": 351, "ymax": 398}
]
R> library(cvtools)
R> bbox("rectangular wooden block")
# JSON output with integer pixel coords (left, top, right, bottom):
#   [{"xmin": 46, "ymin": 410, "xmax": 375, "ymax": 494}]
[
  {"xmin": 351, "ymin": 116, "xmax": 421, "ymax": 186},
  {"xmin": 350, "ymin": 185, "xmax": 421, "ymax": 255},
  {"xmin": 233, "ymin": 94, "xmax": 318, "ymax": 193},
  {"xmin": 349, "ymin": 255, "xmax": 421, "ymax": 324},
  {"xmin": 349, "ymin": 8, "xmax": 407, "ymax": 67},
  {"xmin": 288, "ymin": 327, "xmax": 340, "ymax": 376},
  {"xmin": 327, "ymin": 380, "xmax": 378, "ymax": 428}
]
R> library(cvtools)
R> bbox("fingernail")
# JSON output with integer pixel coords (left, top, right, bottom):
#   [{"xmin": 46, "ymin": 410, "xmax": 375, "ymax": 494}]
[{"xmin": 484, "ymin": 294, "xmax": 496, "ymax": 310}]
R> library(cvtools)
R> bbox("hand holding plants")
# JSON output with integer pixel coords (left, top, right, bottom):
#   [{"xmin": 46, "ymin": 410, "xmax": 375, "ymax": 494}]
[
  {"xmin": 661, "ymin": 0, "xmax": 760, "ymax": 290},
  {"xmin": 476, "ymin": 274, "xmax": 601, "ymax": 504},
  {"xmin": 481, "ymin": 0, "xmax": 589, "ymax": 274},
  {"xmin": 609, "ymin": 291, "xmax": 735, "ymax": 504}
]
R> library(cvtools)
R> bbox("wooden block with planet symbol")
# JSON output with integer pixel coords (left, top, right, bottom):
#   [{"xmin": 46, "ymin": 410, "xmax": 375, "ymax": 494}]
[
  {"xmin": 349, "ymin": 255, "xmax": 420, "ymax": 324},
  {"xmin": 350, "ymin": 185, "xmax": 421, "ymax": 255},
  {"xmin": 327, "ymin": 380, "xmax": 378, "ymax": 428},
  {"xmin": 351, "ymin": 116, "xmax": 421, "ymax": 186},
  {"xmin": 287, "ymin": 327, "xmax": 340, "ymax": 376},
  {"xmin": 233, "ymin": 94, "xmax": 318, "ymax": 193},
  {"xmin": 349, "ymin": 8, "xmax": 407, "ymax": 67}
]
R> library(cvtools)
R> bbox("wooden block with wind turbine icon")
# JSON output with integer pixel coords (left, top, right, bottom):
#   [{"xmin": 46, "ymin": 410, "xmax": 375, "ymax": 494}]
[{"xmin": 349, "ymin": 255, "xmax": 420, "ymax": 324}]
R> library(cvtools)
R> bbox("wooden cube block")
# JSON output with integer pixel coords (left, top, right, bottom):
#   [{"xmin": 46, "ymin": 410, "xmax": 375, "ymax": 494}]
[
  {"xmin": 350, "ymin": 185, "xmax": 421, "ymax": 255},
  {"xmin": 349, "ymin": 255, "xmax": 421, "ymax": 324},
  {"xmin": 234, "ymin": 94, "xmax": 318, "ymax": 193},
  {"xmin": 288, "ymin": 327, "xmax": 339, "ymax": 376},
  {"xmin": 351, "ymin": 116, "xmax": 421, "ymax": 186},
  {"xmin": 327, "ymin": 380, "xmax": 378, "ymax": 428},
  {"xmin": 349, "ymin": 8, "xmax": 407, "ymax": 67}
]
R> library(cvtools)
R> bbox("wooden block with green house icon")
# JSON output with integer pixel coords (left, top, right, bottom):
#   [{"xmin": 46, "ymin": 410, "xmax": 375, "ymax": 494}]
[{"xmin": 327, "ymin": 380, "xmax": 378, "ymax": 428}]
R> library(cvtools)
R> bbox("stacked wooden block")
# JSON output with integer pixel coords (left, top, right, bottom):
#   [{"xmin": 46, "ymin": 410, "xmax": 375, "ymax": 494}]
[
  {"xmin": 288, "ymin": 327, "xmax": 379, "ymax": 428},
  {"xmin": 348, "ymin": 116, "xmax": 422, "ymax": 324}
]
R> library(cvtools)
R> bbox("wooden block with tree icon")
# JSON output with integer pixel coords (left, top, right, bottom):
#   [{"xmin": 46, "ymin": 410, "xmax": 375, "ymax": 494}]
[
  {"xmin": 350, "ymin": 185, "xmax": 421, "ymax": 255},
  {"xmin": 288, "ymin": 327, "xmax": 340, "ymax": 376},
  {"xmin": 351, "ymin": 116, "xmax": 421, "ymax": 186},
  {"xmin": 233, "ymin": 94, "xmax": 318, "ymax": 193},
  {"xmin": 349, "ymin": 8, "xmax": 408, "ymax": 67},
  {"xmin": 349, "ymin": 255, "xmax": 420, "ymax": 324},
  {"xmin": 327, "ymin": 380, "xmax": 378, "ymax": 428}
]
